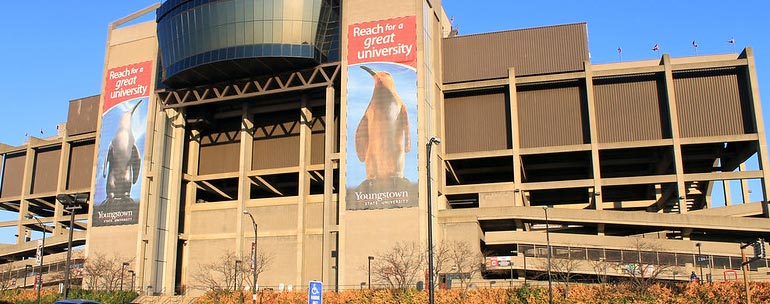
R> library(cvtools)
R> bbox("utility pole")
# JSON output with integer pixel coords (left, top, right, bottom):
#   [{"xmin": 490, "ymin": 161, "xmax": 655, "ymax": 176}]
[
  {"xmin": 27, "ymin": 215, "xmax": 45, "ymax": 304},
  {"xmin": 120, "ymin": 262, "xmax": 129, "ymax": 291},
  {"xmin": 243, "ymin": 210, "xmax": 258, "ymax": 304},
  {"xmin": 127, "ymin": 270, "xmax": 135, "ymax": 292},
  {"xmin": 740, "ymin": 244, "xmax": 751, "ymax": 304},
  {"xmin": 56, "ymin": 193, "xmax": 88, "ymax": 299},
  {"xmin": 368, "ymin": 256, "xmax": 374, "ymax": 290},
  {"xmin": 696, "ymin": 243, "xmax": 704, "ymax": 283},
  {"xmin": 426, "ymin": 137, "xmax": 440, "ymax": 304},
  {"xmin": 543, "ymin": 206, "xmax": 553, "ymax": 304},
  {"xmin": 235, "ymin": 260, "xmax": 243, "ymax": 304}
]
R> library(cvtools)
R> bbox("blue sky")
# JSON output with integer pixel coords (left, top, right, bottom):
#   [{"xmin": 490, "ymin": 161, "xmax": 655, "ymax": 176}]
[
  {"xmin": 0, "ymin": 1, "xmax": 768, "ymax": 240},
  {"xmin": 0, "ymin": 1, "xmax": 767, "ymax": 145}
]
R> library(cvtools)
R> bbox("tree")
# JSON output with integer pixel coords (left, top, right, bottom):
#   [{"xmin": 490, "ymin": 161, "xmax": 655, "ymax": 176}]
[
  {"xmin": 589, "ymin": 258, "xmax": 611, "ymax": 284},
  {"xmin": 371, "ymin": 241, "xmax": 425, "ymax": 289},
  {"xmin": 82, "ymin": 252, "xmax": 133, "ymax": 291},
  {"xmin": 549, "ymin": 256, "xmax": 579, "ymax": 297},
  {"xmin": 0, "ymin": 263, "xmax": 14, "ymax": 291},
  {"xmin": 621, "ymin": 238, "xmax": 672, "ymax": 294},
  {"xmin": 51, "ymin": 252, "xmax": 85, "ymax": 289},
  {"xmin": 431, "ymin": 241, "xmax": 451, "ymax": 290},
  {"xmin": 191, "ymin": 250, "xmax": 272, "ymax": 293},
  {"xmin": 442, "ymin": 241, "xmax": 485, "ymax": 290}
]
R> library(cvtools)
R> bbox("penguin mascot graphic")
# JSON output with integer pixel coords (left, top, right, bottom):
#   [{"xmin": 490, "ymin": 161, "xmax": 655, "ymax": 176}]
[
  {"xmin": 101, "ymin": 100, "xmax": 142, "ymax": 206},
  {"xmin": 355, "ymin": 65, "xmax": 411, "ymax": 187}
]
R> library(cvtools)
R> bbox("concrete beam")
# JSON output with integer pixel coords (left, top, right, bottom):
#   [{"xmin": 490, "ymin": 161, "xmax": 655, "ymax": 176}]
[{"xmin": 440, "ymin": 206, "xmax": 770, "ymax": 233}]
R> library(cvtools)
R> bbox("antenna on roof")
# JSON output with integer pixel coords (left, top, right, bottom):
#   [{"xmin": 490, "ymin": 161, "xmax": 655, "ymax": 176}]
[
  {"xmin": 617, "ymin": 47, "xmax": 622, "ymax": 62},
  {"xmin": 727, "ymin": 36, "xmax": 735, "ymax": 53}
]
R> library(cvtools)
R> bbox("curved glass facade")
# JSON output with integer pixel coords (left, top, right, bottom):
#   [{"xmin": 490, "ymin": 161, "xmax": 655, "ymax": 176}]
[{"xmin": 157, "ymin": 0, "xmax": 339, "ymax": 87}]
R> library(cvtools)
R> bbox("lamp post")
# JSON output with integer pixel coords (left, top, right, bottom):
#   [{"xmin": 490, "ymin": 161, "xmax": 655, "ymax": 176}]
[
  {"xmin": 695, "ymin": 243, "xmax": 705, "ymax": 283},
  {"xmin": 509, "ymin": 251, "xmax": 514, "ymax": 287},
  {"xmin": 542, "ymin": 206, "xmax": 553, "ymax": 304},
  {"xmin": 127, "ymin": 270, "xmax": 135, "ymax": 292},
  {"xmin": 368, "ymin": 256, "xmax": 374, "ymax": 290},
  {"xmin": 235, "ymin": 260, "xmax": 243, "ymax": 304},
  {"xmin": 331, "ymin": 231, "xmax": 339, "ymax": 292},
  {"xmin": 426, "ymin": 137, "xmax": 440, "ymax": 304},
  {"xmin": 27, "ymin": 214, "xmax": 44, "ymax": 304},
  {"xmin": 56, "ymin": 192, "xmax": 87, "ymax": 299},
  {"xmin": 120, "ymin": 262, "xmax": 129, "ymax": 291},
  {"xmin": 242, "ymin": 210, "xmax": 258, "ymax": 304},
  {"xmin": 523, "ymin": 251, "xmax": 527, "ymax": 285},
  {"xmin": 23, "ymin": 265, "xmax": 32, "ymax": 288},
  {"xmin": 451, "ymin": 265, "xmax": 458, "ymax": 289}
]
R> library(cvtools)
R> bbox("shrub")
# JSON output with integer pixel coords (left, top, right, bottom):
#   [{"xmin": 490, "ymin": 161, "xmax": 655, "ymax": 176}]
[
  {"xmin": 189, "ymin": 282, "xmax": 770, "ymax": 304},
  {"xmin": 0, "ymin": 288, "xmax": 138, "ymax": 304}
]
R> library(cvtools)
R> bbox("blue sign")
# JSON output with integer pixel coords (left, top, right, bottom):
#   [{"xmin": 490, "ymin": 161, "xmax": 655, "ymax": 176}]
[{"xmin": 308, "ymin": 281, "xmax": 323, "ymax": 304}]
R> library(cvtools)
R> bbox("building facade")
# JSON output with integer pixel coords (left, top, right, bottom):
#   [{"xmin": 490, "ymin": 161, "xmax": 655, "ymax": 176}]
[{"xmin": 1, "ymin": 0, "xmax": 770, "ymax": 295}]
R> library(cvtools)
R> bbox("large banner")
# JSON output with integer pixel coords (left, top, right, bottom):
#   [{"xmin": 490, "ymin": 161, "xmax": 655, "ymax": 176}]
[
  {"xmin": 92, "ymin": 61, "xmax": 152, "ymax": 226},
  {"xmin": 346, "ymin": 16, "xmax": 418, "ymax": 210}
]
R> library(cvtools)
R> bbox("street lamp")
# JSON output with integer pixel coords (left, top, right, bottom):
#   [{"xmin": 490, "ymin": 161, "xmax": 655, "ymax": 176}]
[
  {"xmin": 120, "ymin": 262, "xmax": 129, "ymax": 291},
  {"xmin": 26, "ymin": 214, "xmax": 45, "ymax": 304},
  {"xmin": 368, "ymin": 256, "xmax": 374, "ymax": 290},
  {"xmin": 242, "ymin": 210, "xmax": 258, "ymax": 304},
  {"xmin": 543, "ymin": 206, "xmax": 553, "ymax": 304},
  {"xmin": 426, "ymin": 136, "xmax": 440, "ymax": 304},
  {"xmin": 56, "ymin": 192, "xmax": 88, "ymax": 299},
  {"xmin": 696, "ymin": 243, "xmax": 704, "ymax": 283},
  {"xmin": 451, "ymin": 265, "xmax": 458, "ymax": 289},
  {"xmin": 523, "ymin": 251, "xmax": 528, "ymax": 285},
  {"xmin": 235, "ymin": 260, "xmax": 243, "ymax": 304},
  {"xmin": 24, "ymin": 265, "xmax": 32, "ymax": 288},
  {"xmin": 127, "ymin": 270, "xmax": 135, "ymax": 292},
  {"xmin": 510, "ymin": 250, "xmax": 515, "ymax": 287}
]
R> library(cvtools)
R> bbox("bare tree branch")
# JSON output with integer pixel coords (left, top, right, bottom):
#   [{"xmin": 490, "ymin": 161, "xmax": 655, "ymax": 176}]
[
  {"xmin": 0, "ymin": 263, "xmax": 14, "ymax": 291},
  {"xmin": 82, "ymin": 252, "xmax": 133, "ymax": 291},
  {"xmin": 443, "ymin": 241, "xmax": 484, "ymax": 290},
  {"xmin": 191, "ymin": 250, "xmax": 272, "ymax": 293},
  {"xmin": 371, "ymin": 241, "xmax": 425, "ymax": 289},
  {"xmin": 620, "ymin": 238, "xmax": 673, "ymax": 294}
]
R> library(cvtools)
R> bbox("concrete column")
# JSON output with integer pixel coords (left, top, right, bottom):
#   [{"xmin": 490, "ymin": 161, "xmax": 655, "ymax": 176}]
[
  {"xmin": 508, "ymin": 68, "xmax": 523, "ymax": 207},
  {"xmin": 161, "ymin": 108, "xmax": 186, "ymax": 295},
  {"xmin": 237, "ymin": 104, "xmax": 254, "ymax": 258},
  {"xmin": 297, "ymin": 95, "xmax": 313, "ymax": 285},
  {"xmin": 322, "ymin": 86, "xmax": 337, "ymax": 287},
  {"xmin": 584, "ymin": 61, "xmax": 603, "ymax": 211},
  {"xmin": 661, "ymin": 54, "xmax": 688, "ymax": 214},
  {"xmin": 17, "ymin": 144, "xmax": 36, "ymax": 244},
  {"xmin": 179, "ymin": 128, "xmax": 200, "ymax": 291},
  {"xmin": 741, "ymin": 48, "xmax": 770, "ymax": 217},
  {"xmin": 54, "ymin": 136, "xmax": 70, "ymax": 236}
]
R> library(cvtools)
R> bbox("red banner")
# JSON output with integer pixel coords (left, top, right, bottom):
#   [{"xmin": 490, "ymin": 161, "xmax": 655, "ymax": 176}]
[
  {"xmin": 347, "ymin": 16, "xmax": 416, "ymax": 68},
  {"xmin": 103, "ymin": 61, "xmax": 153, "ymax": 113}
]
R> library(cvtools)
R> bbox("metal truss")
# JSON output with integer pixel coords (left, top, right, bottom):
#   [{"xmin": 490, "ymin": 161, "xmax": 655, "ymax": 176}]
[{"xmin": 157, "ymin": 62, "xmax": 341, "ymax": 109}]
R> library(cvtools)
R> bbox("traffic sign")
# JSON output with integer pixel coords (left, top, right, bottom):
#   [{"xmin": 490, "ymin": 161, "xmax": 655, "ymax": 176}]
[{"xmin": 308, "ymin": 281, "xmax": 323, "ymax": 304}]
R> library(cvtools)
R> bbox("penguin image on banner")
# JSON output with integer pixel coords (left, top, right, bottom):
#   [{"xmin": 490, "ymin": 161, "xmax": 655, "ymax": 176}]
[
  {"xmin": 92, "ymin": 98, "xmax": 147, "ymax": 226},
  {"xmin": 346, "ymin": 62, "xmax": 418, "ymax": 210},
  {"xmin": 355, "ymin": 65, "xmax": 411, "ymax": 181}
]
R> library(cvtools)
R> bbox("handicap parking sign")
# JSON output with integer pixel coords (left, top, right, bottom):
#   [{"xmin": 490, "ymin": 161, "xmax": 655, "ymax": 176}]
[{"xmin": 308, "ymin": 281, "xmax": 323, "ymax": 304}]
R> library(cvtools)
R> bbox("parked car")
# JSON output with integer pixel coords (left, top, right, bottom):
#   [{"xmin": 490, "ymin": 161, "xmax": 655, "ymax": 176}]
[{"xmin": 53, "ymin": 300, "xmax": 102, "ymax": 304}]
